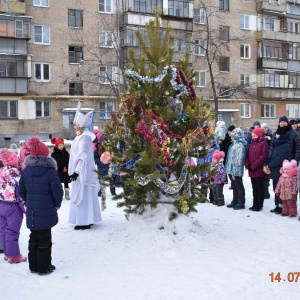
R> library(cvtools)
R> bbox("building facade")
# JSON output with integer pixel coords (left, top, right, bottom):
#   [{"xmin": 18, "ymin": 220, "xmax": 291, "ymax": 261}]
[{"xmin": 1, "ymin": 0, "xmax": 300, "ymax": 147}]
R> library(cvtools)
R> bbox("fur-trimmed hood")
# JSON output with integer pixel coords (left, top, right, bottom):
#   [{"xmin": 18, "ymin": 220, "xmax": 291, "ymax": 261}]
[{"xmin": 24, "ymin": 155, "xmax": 57, "ymax": 172}]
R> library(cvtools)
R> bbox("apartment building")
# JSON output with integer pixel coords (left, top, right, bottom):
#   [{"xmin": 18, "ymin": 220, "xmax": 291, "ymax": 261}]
[{"xmin": 1, "ymin": 0, "xmax": 300, "ymax": 147}]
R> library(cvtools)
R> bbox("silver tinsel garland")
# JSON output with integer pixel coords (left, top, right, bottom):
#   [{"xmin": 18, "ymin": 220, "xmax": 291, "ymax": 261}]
[{"xmin": 134, "ymin": 165, "xmax": 191, "ymax": 197}]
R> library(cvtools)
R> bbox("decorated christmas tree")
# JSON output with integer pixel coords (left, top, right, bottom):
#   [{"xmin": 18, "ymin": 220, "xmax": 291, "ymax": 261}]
[{"xmin": 103, "ymin": 13, "xmax": 214, "ymax": 220}]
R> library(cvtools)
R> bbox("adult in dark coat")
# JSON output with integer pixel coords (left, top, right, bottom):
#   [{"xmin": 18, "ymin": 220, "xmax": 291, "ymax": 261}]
[
  {"xmin": 244, "ymin": 128, "xmax": 269, "ymax": 211},
  {"xmin": 223, "ymin": 125, "xmax": 235, "ymax": 187},
  {"xmin": 50, "ymin": 138, "xmax": 71, "ymax": 200},
  {"xmin": 19, "ymin": 137, "xmax": 63, "ymax": 275},
  {"xmin": 263, "ymin": 122, "xmax": 291, "ymax": 214}
]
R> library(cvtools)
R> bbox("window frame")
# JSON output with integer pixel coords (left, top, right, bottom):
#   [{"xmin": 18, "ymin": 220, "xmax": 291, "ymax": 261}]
[
  {"xmin": 219, "ymin": 0, "xmax": 229, "ymax": 11},
  {"xmin": 240, "ymin": 73, "xmax": 250, "ymax": 86},
  {"xmin": 68, "ymin": 9, "xmax": 83, "ymax": 28},
  {"xmin": 99, "ymin": 0, "xmax": 112, "ymax": 13},
  {"xmin": 219, "ymin": 56, "xmax": 230, "ymax": 72},
  {"xmin": 35, "ymin": 100, "xmax": 51, "ymax": 118},
  {"xmin": 0, "ymin": 100, "xmax": 18, "ymax": 119},
  {"xmin": 69, "ymin": 82, "xmax": 83, "ymax": 96},
  {"xmin": 286, "ymin": 104, "xmax": 300, "ymax": 118},
  {"xmin": 240, "ymin": 44, "xmax": 251, "ymax": 59},
  {"xmin": 99, "ymin": 101, "xmax": 114, "ymax": 118},
  {"xmin": 34, "ymin": 25, "xmax": 50, "ymax": 45},
  {"xmin": 33, "ymin": 0, "xmax": 49, "ymax": 7},
  {"xmin": 99, "ymin": 66, "xmax": 112, "ymax": 84},
  {"xmin": 219, "ymin": 25, "xmax": 229, "ymax": 42},
  {"xmin": 100, "ymin": 30, "xmax": 114, "ymax": 48},
  {"xmin": 195, "ymin": 70, "xmax": 206, "ymax": 87},
  {"xmin": 194, "ymin": 8, "xmax": 206, "ymax": 25},
  {"xmin": 69, "ymin": 46, "xmax": 83, "ymax": 64},
  {"xmin": 195, "ymin": 39, "xmax": 206, "ymax": 56},
  {"xmin": 34, "ymin": 62, "xmax": 50, "ymax": 82},
  {"xmin": 240, "ymin": 14, "xmax": 250, "ymax": 30},
  {"xmin": 261, "ymin": 103, "xmax": 276, "ymax": 118},
  {"xmin": 240, "ymin": 103, "xmax": 251, "ymax": 118}
]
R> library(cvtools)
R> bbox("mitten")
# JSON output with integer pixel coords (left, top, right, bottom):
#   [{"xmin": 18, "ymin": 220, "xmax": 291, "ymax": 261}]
[
  {"xmin": 220, "ymin": 182, "xmax": 225, "ymax": 187},
  {"xmin": 70, "ymin": 172, "xmax": 79, "ymax": 181}
]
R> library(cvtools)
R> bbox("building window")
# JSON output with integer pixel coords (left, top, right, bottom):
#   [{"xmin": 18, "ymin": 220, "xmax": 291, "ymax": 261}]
[
  {"xmin": 68, "ymin": 9, "xmax": 83, "ymax": 28},
  {"xmin": 194, "ymin": 8, "xmax": 206, "ymax": 24},
  {"xmin": 195, "ymin": 39, "xmax": 205, "ymax": 56},
  {"xmin": 219, "ymin": 0, "xmax": 229, "ymax": 11},
  {"xmin": 259, "ymin": 41, "xmax": 283, "ymax": 59},
  {"xmin": 195, "ymin": 71, "xmax": 206, "ymax": 87},
  {"xmin": 99, "ymin": 0, "xmax": 112, "ymax": 13},
  {"xmin": 69, "ymin": 46, "xmax": 83, "ymax": 64},
  {"xmin": 219, "ymin": 57, "xmax": 230, "ymax": 72},
  {"xmin": 69, "ymin": 82, "xmax": 83, "ymax": 95},
  {"xmin": 286, "ymin": 104, "xmax": 300, "ymax": 118},
  {"xmin": 240, "ymin": 14, "xmax": 249, "ymax": 30},
  {"xmin": 261, "ymin": 103, "xmax": 276, "ymax": 118},
  {"xmin": 288, "ymin": 43, "xmax": 300, "ymax": 60},
  {"xmin": 219, "ymin": 25, "xmax": 229, "ymax": 41},
  {"xmin": 100, "ymin": 30, "xmax": 113, "ymax": 48},
  {"xmin": 99, "ymin": 101, "xmax": 114, "ymax": 118},
  {"xmin": 240, "ymin": 44, "xmax": 251, "ymax": 59},
  {"xmin": 240, "ymin": 74, "xmax": 250, "ymax": 86},
  {"xmin": 168, "ymin": 0, "xmax": 190, "ymax": 18},
  {"xmin": 174, "ymin": 39, "xmax": 192, "ymax": 52},
  {"xmin": 219, "ymin": 87, "xmax": 231, "ymax": 99},
  {"xmin": 33, "ymin": 0, "xmax": 49, "ymax": 7},
  {"xmin": 260, "ymin": 17, "xmax": 274, "ymax": 31},
  {"xmin": 240, "ymin": 103, "xmax": 251, "ymax": 118},
  {"xmin": 15, "ymin": 20, "xmax": 30, "ymax": 38},
  {"xmin": 289, "ymin": 73, "xmax": 300, "ymax": 89},
  {"xmin": 287, "ymin": 21, "xmax": 300, "ymax": 34},
  {"xmin": 0, "ymin": 100, "xmax": 17, "ymax": 118},
  {"xmin": 34, "ymin": 25, "xmax": 50, "ymax": 44},
  {"xmin": 265, "ymin": 73, "xmax": 280, "ymax": 87},
  {"xmin": 132, "ymin": 0, "xmax": 162, "ymax": 13},
  {"xmin": 34, "ymin": 63, "xmax": 50, "ymax": 82},
  {"xmin": 100, "ymin": 66, "xmax": 112, "ymax": 84},
  {"xmin": 36, "ymin": 100, "xmax": 50, "ymax": 118}
]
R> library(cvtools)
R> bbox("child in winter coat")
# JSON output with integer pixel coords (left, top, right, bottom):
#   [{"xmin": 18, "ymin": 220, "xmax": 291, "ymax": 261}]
[
  {"xmin": 0, "ymin": 149, "xmax": 26, "ymax": 264},
  {"xmin": 225, "ymin": 127, "xmax": 248, "ymax": 210},
  {"xmin": 275, "ymin": 160, "xmax": 298, "ymax": 217},
  {"xmin": 210, "ymin": 150, "xmax": 226, "ymax": 206},
  {"xmin": 50, "ymin": 138, "xmax": 71, "ymax": 200},
  {"xmin": 214, "ymin": 120, "xmax": 226, "ymax": 151},
  {"xmin": 296, "ymin": 163, "xmax": 300, "ymax": 221},
  {"xmin": 244, "ymin": 128, "xmax": 269, "ymax": 211},
  {"xmin": 19, "ymin": 137, "xmax": 63, "ymax": 275}
]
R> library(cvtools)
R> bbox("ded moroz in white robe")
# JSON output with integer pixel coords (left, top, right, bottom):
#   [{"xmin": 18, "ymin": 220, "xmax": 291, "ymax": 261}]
[{"xmin": 68, "ymin": 129, "xmax": 101, "ymax": 225}]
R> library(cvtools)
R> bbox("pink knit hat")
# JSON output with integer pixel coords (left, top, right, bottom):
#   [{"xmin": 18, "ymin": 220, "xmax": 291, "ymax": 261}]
[
  {"xmin": 282, "ymin": 159, "xmax": 297, "ymax": 170},
  {"xmin": 0, "ymin": 148, "xmax": 18, "ymax": 167},
  {"xmin": 252, "ymin": 128, "xmax": 264, "ymax": 139},
  {"xmin": 212, "ymin": 150, "xmax": 225, "ymax": 162},
  {"xmin": 27, "ymin": 137, "xmax": 49, "ymax": 156},
  {"xmin": 50, "ymin": 137, "xmax": 64, "ymax": 149}
]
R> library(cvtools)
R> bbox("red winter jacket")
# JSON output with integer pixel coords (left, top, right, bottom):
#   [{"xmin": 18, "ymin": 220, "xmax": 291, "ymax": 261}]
[{"xmin": 245, "ymin": 136, "xmax": 269, "ymax": 178}]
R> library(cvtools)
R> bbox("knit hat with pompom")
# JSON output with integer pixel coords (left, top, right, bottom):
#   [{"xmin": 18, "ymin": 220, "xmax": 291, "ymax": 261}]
[
  {"xmin": 27, "ymin": 137, "xmax": 49, "ymax": 156},
  {"xmin": 0, "ymin": 148, "xmax": 18, "ymax": 167},
  {"xmin": 282, "ymin": 159, "xmax": 297, "ymax": 171},
  {"xmin": 50, "ymin": 137, "xmax": 64, "ymax": 149},
  {"xmin": 212, "ymin": 150, "xmax": 225, "ymax": 162}
]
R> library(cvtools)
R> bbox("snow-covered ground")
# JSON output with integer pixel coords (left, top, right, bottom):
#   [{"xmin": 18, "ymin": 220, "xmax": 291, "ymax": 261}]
[{"xmin": 1, "ymin": 174, "xmax": 300, "ymax": 300}]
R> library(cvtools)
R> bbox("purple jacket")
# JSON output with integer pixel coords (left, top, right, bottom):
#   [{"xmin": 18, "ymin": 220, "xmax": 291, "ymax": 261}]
[{"xmin": 245, "ymin": 136, "xmax": 269, "ymax": 178}]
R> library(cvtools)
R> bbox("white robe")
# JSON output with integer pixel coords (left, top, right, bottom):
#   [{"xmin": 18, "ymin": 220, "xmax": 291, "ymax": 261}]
[{"xmin": 68, "ymin": 129, "xmax": 101, "ymax": 225}]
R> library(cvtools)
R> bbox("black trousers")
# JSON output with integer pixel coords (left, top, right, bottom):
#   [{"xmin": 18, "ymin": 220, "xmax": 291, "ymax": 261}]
[
  {"xmin": 250, "ymin": 177, "xmax": 265, "ymax": 209},
  {"xmin": 28, "ymin": 229, "xmax": 52, "ymax": 273}
]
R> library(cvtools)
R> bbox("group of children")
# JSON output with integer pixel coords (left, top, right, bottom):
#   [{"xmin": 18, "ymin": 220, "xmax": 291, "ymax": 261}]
[{"xmin": 209, "ymin": 124, "xmax": 300, "ymax": 219}]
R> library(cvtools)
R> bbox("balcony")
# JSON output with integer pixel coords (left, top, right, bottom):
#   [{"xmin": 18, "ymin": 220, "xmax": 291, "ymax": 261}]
[
  {"xmin": 257, "ymin": 57, "xmax": 287, "ymax": 70},
  {"xmin": 257, "ymin": 30, "xmax": 300, "ymax": 44},
  {"xmin": 0, "ymin": 1, "xmax": 25, "ymax": 15},
  {"xmin": 257, "ymin": 87, "xmax": 300, "ymax": 100},
  {"xmin": 256, "ymin": 0, "xmax": 286, "ymax": 14}
]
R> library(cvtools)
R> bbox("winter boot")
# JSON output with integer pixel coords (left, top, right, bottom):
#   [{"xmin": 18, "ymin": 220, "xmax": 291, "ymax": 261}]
[
  {"xmin": 227, "ymin": 201, "xmax": 238, "ymax": 208},
  {"xmin": 64, "ymin": 188, "xmax": 70, "ymax": 200},
  {"xmin": 110, "ymin": 187, "xmax": 116, "ymax": 196},
  {"xmin": 270, "ymin": 204, "xmax": 282, "ymax": 214},
  {"xmin": 7, "ymin": 254, "xmax": 27, "ymax": 264},
  {"xmin": 233, "ymin": 200, "xmax": 245, "ymax": 210},
  {"xmin": 98, "ymin": 189, "xmax": 102, "ymax": 197}
]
